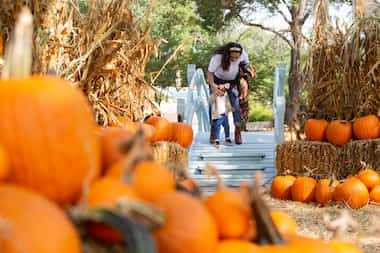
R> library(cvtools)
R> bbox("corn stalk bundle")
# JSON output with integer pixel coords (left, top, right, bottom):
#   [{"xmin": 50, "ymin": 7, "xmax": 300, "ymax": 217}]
[
  {"xmin": 0, "ymin": 0, "xmax": 160, "ymax": 124},
  {"xmin": 303, "ymin": 3, "xmax": 380, "ymax": 120}
]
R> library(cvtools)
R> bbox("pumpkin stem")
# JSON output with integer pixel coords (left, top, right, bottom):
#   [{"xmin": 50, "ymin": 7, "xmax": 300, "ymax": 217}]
[
  {"xmin": 176, "ymin": 180, "xmax": 203, "ymax": 198},
  {"xmin": 117, "ymin": 197, "xmax": 165, "ymax": 231},
  {"xmin": 2, "ymin": 8, "xmax": 33, "ymax": 79},
  {"xmin": 82, "ymin": 208, "xmax": 157, "ymax": 253},
  {"xmin": 118, "ymin": 126, "xmax": 153, "ymax": 183},
  {"xmin": 249, "ymin": 172, "xmax": 286, "ymax": 245},
  {"xmin": 205, "ymin": 163, "xmax": 227, "ymax": 190}
]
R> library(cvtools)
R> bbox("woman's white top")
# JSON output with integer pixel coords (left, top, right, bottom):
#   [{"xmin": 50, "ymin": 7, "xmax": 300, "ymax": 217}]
[{"xmin": 208, "ymin": 50, "xmax": 249, "ymax": 81}]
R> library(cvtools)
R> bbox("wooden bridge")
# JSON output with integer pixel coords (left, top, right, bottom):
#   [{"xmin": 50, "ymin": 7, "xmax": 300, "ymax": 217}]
[
  {"xmin": 177, "ymin": 64, "xmax": 287, "ymax": 193},
  {"xmin": 188, "ymin": 131, "xmax": 277, "ymax": 193}
]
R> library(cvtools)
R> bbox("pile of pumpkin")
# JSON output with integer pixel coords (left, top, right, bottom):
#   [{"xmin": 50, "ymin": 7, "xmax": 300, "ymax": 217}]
[
  {"xmin": 304, "ymin": 115, "xmax": 380, "ymax": 146},
  {"xmin": 0, "ymin": 9, "xmax": 365, "ymax": 253},
  {"xmin": 271, "ymin": 168, "xmax": 380, "ymax": 208},
  {"xmin": 108, "ymin": 115, "xmax": 194, "ymax": 149}
]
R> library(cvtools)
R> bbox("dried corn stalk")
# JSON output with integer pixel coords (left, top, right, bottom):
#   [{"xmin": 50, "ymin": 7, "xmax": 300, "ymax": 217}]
[
  {"xmin": 303, "ymin": 3, "xmax": 380, "ymax": 120},
  {"xmin": 0, "ymin": 0, "xmax": 160, "ymax": 124}
]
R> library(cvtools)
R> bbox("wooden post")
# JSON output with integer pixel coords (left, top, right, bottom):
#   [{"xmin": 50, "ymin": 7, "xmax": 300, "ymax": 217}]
[{"xmin": 273, "ymin": 64, "xmax": 286, "ymax": 145}]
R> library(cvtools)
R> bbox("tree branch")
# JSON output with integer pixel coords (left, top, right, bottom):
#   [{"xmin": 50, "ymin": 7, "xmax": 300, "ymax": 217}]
[
  {"xmin": 300, "ymin": 10, "xmax": 311, "ymax": 25},
  {"xmin": 267, "ymin": 0, "xmax": 292, "ymax": 24},
  {"xmin": 238, "ymin": 15, "xmax": 294, "ymax": 48}
]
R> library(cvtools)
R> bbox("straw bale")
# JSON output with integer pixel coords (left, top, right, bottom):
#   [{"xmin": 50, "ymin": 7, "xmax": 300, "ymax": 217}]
[
  {"xmin": 276, "ymin": 141, "xmax": 339, "ymax": 179},
  {"xmin": 152, "ymin": 141, "xmax": 189, "ymax": 180},
  {"xmin": 276, "ymin": 139, "xmax": 380, "ymax": 179},
  {"xmin": 340, "ymin": 138, "xmax": 380, "ymax": 176}
]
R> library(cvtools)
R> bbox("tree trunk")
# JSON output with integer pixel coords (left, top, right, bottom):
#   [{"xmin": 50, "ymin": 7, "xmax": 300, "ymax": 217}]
[{"xmin": 285, "ymin": 27, "xmax": 303, "ymax": 127}]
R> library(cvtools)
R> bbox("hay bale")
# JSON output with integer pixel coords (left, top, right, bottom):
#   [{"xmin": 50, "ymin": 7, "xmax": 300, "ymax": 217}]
[
  {"xmin": 276, "ymin": 139, "xmax": 380, "ymax": 179},
  {"xmin": 276, "ymin": 141, "xmax": 340, "ymax": 179},
  {"xmin": 152, "ymin": 141, "xmax": 188, "ymax": 180},
  {"xmin": 340, "ymin": 138, "xmax": 380, "ymax": 176}
]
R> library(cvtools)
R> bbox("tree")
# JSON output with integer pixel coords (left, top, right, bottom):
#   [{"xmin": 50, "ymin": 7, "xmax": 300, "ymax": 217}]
[
  {"xmin": 143, "ymin": 0, "xmax": 219, "ymax": 89},
  {"xmin": 195, "ymin": 0, "xmax": 314, "ymax": 126}
]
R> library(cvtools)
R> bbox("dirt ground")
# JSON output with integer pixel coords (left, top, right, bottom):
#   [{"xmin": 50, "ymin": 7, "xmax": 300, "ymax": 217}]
[{"xmin": 266, "ymin": 196, "xmax": 380, "ymax": 253}]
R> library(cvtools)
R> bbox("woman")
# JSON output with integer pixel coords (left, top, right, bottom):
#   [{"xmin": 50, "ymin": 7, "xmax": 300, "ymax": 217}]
[{"xmin": 207, "ymin": 42, "xmax": 256, "ymax": 145}]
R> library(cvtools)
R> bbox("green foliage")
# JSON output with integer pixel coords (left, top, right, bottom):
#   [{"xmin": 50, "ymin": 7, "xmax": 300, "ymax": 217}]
[
  {"xmin": 144, "ymin": 0, "xmax": 290, "ymax": 107},
  {"xmin": 248, "ymin": 101, "xmax": 274, "ymax": 121},
  {"xmin": 145, "ymin": 0, "xmax": 218, "ymax": 88}
]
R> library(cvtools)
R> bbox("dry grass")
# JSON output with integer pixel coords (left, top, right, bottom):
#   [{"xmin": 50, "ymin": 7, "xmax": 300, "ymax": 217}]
[{"xmin": 267, "ymin": 196, "xmax": 380, "ymax": 253}]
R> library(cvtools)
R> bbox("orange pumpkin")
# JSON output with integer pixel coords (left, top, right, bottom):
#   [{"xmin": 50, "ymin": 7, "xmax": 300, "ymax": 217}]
[
  {"xmin": 0, "ymin": 145, "xmax": 10, "ymax": 180},
  {"xmin": 0, "ymin": 183, "xmax": 81, "ymax": 253},
  {"xmin": 369, "ymin": 185, "xmax": 380, "ymax": 203},
  {"xmin": 104, "ymin": 159, "xmax": 131, "ymax": 179},
  {"xmin": 304, "ymin": 119, "xmax": 329, "ymax": 141},
  {"xmin": 271, "ymin": 175, "xmax": 296, "ymax": 200},
  {"xmin": 0, "ymin": 77, "xmax": 101, "ymax": 204},
  {"xmin": 86, "ymin": 177, "xmax": 139, "ymax": 243},
  {"xmin": 334, "ymin": 178, "xmax": 369, "ymax": 208},
  {"xmin": 99, "ymin": 127, "xmax": 135, "ymax": 170},
  {"xmin": 326, "ymin": 120, "xmax": 352, "ymax": 146},
  {"xmin": 353, "ymin": 115, "xmax": 380, "ymax": 140},
  {"xmin": 132, "ymin": 161, "xmax": 175, "ymax": 201},
  {"xmin": 291, "ymin": 177, "xmax": 317, "ymax": 203},
  {"xmin": 357, "ymin": 169, "xmax": 380, "ymax": 190},
  {"xmin": 171, "ymin": 122, "xmax": 194, "ymax": 148},
  {"xmin": 328, "ymin": 240, "xmax": 364, "ymax": 253},
  {"xmin": 152, "ymin": 191, "xmax": 218, "ymax": 253},
  {"xmin": 315, "ymin": 179, "xmax": 339, "ymax": 205},
  {"xmin": 145, "ymin": 116, "xmax": 172, "ymax": 142},
  {"xmin": 246, "ymin": 211, "xmax": 297, "ymax": 241},
  {"xmin": 204, "ymin": 189, "xmax": 250, "ymax": 239},
  {"xmin": 214, "ymin": 240, "xmax": 257, "ymax": 253},
  {"xmin": 109, "ymin": 117, "xmax": 156, "ymax": 143},
  {"xmin": 108, "ymin": 116, "xmax": 133, "ymax": 127}
]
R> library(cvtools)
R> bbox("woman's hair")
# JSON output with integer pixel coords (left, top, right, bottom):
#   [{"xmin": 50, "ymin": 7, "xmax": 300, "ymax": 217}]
[{"xmin": 214, "ymin": 42, "xmax": 243, "ymax": 71}]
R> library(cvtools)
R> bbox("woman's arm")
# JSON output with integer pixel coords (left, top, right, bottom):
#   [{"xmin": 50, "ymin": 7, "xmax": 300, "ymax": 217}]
[{"xmin": 207, "ymin": 71, "xmax": 224, "ymax": 96}]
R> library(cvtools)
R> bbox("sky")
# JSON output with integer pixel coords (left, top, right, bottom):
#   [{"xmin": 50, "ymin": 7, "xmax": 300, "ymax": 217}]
[{"xmin": 245, "ymin": 2, "xmax": 354, "ymax": 35}]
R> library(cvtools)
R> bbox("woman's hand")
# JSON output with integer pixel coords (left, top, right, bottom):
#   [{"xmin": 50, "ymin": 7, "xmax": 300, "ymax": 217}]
[{"xmin": 213, "ymin": 84, "xmax": 225, "ymax": 96}]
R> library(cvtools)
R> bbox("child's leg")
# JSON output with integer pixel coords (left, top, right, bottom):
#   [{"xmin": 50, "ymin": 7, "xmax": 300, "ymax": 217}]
[
  {"xmin": 213, "ymin": 118, "xmax": 223, "ymax": 142},
  {"xmin": 222, "ymin": 114, "xmax": 230, "ymax": 140}
]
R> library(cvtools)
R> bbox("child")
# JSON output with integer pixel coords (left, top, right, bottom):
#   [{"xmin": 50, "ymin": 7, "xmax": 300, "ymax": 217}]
[{"xmin": 210, "ymin": 83, "xmax": 234, "ymax": 147}]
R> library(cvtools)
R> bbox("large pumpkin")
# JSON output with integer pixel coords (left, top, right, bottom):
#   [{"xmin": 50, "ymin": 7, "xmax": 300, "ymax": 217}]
[
  {"xmin": 0, "ymin": 183, "xmax": 81, "ymax": 253},
  {"xmin": 86, "ymin": 177, "xmax": 139, "ymax": 243},
  {"xmin": 357, "ymin": 169, "xmax": 380, "ymax": 190},
  {"xmin": 353, "ymin": 114, "xmax": 380, "ymax": 140},
  {"xmin": 291, "ymin": 177, "xmax": 317, "ymax": 203},
  {"xmin": 315, "ymin": 179, "xmax": 339, "ymax": 205},
  {"xmin": 132, "ymin": 161, "xmax": 175, "ymax": 201},
  {"xmin": 271, "ymin": 175, "xmax": 296, "ymax": 200},
  {"xmin": 99, "ymin": 127, "xmax": 136, "ymax": 170},
  {"xmin": 204, "ymin": 189, "xmax": 250, "ymax": 239},
  {"xmin": 214, "ymin": 240, "xmax": 257, "ymax": 253},
  {"xmin": 145, "ymin": 116, "xmax": 172, "ymax": 142},
  {"xmin": 333, "ymin": 178, "xmax": 369, "ymax": 209},
  {"xmin": 0, "ymin": 76, "xmax": 100, "ymax": 204},
  {"xmin": 152, "ymin": 191, "xmax": 218, "ymax": 253},
  {"xmin": 171, "ymin": 122, "xmax": 194, "ymax": 148},
  {"xmin": 304, "ymin": 119, "xmax": 329, "ymax": 141},
  {"xmin": 369, "ymin": 185, "xmax": 380, "ymax": 203},
  {"xmin": 325, "ymin": 120, "xmax": 352, "ymax": 146},
  {"xmin": 0, "ymin": 145, "xmax": 9, "ymax": 180}
]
